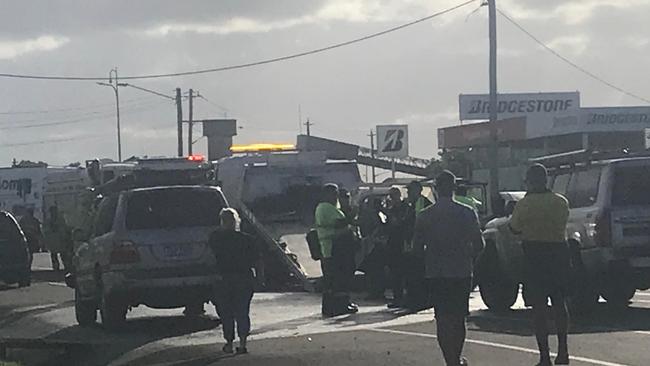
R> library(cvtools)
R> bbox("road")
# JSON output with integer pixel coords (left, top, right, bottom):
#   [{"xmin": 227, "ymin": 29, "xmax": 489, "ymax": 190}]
[{"xmin": 1, "ymin": 253, "xmax": 650, "ymax": 366}]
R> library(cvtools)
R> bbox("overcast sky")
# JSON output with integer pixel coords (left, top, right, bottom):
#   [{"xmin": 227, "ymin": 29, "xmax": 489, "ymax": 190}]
[{"xmin": 0, "ymin": 0, "xmax": 648, "ymax": 165}]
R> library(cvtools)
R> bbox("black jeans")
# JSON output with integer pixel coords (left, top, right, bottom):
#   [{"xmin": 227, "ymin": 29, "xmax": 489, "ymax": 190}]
[{"xmin": 216, "ymin": 274, "xmax": 254, "ymax": 342}]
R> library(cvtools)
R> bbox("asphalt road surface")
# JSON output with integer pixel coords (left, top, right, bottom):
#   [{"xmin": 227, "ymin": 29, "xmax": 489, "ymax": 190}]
[{"xmin": 1, "ymin": 253, "xmax": 650, "ymax": 366}]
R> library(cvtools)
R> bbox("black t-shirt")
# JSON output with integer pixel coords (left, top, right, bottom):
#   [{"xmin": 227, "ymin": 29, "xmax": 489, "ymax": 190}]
[{"xmin": 209, "ymin": 230, "xmax": 260, "ymax": 277}]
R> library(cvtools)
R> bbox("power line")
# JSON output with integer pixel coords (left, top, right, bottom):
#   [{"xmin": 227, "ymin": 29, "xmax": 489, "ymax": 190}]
[
  {"xmin": 0, "ymin": 95, "xmax": 157, "ymax": 115},
  {"xmin": 0, "ymin": 99, "xmax": 167, "ymax": 126},
  {"xmin": 0, "ymin": 0, "xmax": 476, "ymax": 82},
  {"xmin": 0, "ymin": 135, "xmax": 104, "ymax": 148},
  {"xmin": 0, "ymin": 100, "xmax": 170, "ymax": 130},
  {"xmin": 197, "ymin": 95, "xmax": 229, "ymax": 113},
  {"xmin": 497, "ymin": 8, "xmax": 650, "ymax": 105}
]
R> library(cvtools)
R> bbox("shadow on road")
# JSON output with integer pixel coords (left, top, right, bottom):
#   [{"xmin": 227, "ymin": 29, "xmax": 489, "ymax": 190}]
[{"xmin": 468, "ymin": 302, "xmax": 650, "ymax": 336}]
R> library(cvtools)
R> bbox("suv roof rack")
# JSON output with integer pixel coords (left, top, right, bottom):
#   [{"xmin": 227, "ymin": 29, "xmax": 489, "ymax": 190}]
[{"xmin": 528, "ymin": 149, "xmax": 650, "ymax": 170}]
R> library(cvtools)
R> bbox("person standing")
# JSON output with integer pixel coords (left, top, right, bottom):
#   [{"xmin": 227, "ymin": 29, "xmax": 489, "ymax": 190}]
[
  {"xmin": 315, "ymin": 183, "xmax": 358, "ymax": 317},
  {"xmin": 210, "ymin": 208, "xmax": 264, "ymax": 354},
  {"xmin": 383, "ymin": 187, "xmax": 408, "ymax": 308},
  {"xmin": 19, "ymin": 208, "xmax": 42, "ymax": 267},
  {"xmin": 43, "ymin": 206, "xmax": 71, "ymax": 271},
  {"xmin": 413, "ymin": 171, "xmax": 484, "ymax": 366},
  {"xmin": 509, "ymin": 164, "xmax": 571, "ymax": 366},
  {"xmin": 403, "ymin": 181, "xmax": 433, "ymax": 310}
]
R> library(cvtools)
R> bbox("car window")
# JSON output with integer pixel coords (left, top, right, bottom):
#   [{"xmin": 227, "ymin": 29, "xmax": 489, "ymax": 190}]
[
  {"xmin": 611, "ymin": 165, "xmax": 650, "ymax": 206},
  {"xmin": 566, "ymin": 168, "xmax": 601, "ymax": 208},
  {"xmin": 126, "ymin": 189, "xmax": 225, "ymax": 230},
  {"xmin": 552, "ymin": 173, "xmax": 571, "ymax": 196},
  {"xmin": 93, "ymin": 196, "xmax": 118, "ymax": 237}
]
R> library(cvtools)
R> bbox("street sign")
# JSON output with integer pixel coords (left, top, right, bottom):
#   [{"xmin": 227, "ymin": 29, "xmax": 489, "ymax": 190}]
[
  {"xmin": 376, "ymin": 125, "xmax": 408, "ymax": 158},
  {"xmin": 645, "ymin": 128, "xmax": 650, "ymax": 150}
]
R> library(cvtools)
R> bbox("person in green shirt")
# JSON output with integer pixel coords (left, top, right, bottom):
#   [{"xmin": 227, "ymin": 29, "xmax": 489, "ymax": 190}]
[
  {"xmin": 454, "ymin": 185, "xmax": 481, "ymax": 212},
  {"xmin": 509, "ymin": 164, "xmax": 571, "ymax": 366},
  {"xmin": 315, "ymin": 183, "xmax": 358, "ymax": 317}
]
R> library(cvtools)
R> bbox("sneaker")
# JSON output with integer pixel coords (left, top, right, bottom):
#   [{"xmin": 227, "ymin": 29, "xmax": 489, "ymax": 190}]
[
  {"xmin": 459, "ymin": 357, "xmax": 469, "ymax": 366},
  {"xmin": 236, "ymin": 346, "xmax": 248, "ymax": 355}
]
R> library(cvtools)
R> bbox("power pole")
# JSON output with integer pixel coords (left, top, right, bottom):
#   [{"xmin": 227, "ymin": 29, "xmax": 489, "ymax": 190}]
[
  {"xmin": 369, "ymin": 129, "xmax": 376, "ymax": 185},
  {"xmin": 488, "ymin": 0, "xmax": 500, "ymax": 211},
  {"xmin": 188, "ymin": 88, "xmax": 194, "ymax": 156},
  {"xmin": 304, "ymin": 118, "xmax": 313, "ymax": 136},
  {"xmin": 176, "ymin": 88, "xmax": 183, "ymax": 157}
]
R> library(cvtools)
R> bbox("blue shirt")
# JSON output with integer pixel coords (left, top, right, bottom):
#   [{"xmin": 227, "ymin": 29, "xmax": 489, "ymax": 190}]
[{"xmin": 413, "ymin": 197, "xmax": 485, "ymax": 278}]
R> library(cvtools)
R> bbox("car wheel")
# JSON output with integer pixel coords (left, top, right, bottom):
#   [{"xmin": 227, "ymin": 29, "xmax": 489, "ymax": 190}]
[
  {"xmin": 476, "ymin": 242, "xmax": 518, "ymax": 311},
  {"xmin": 100, "ymin": 292, "xmax": 127, "ymax": 330},
  {"xmin": 75, "ymin": 288, "xmax": 97, "ymax": 326}
]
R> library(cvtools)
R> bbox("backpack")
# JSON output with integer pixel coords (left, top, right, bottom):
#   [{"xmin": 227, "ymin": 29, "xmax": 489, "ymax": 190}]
[{"xmin": 306, "ymin": 229, "xmax": 322, "ymax": 261}]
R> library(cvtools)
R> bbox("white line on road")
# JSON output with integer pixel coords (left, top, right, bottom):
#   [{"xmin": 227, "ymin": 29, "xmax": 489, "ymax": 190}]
[
  {"xmin": 370, "ymin": 328, "xmax": 632, "ymax": 366},
  {"xmin": 634, "ymin": 331, "xmax": 650, "ymax": 336}
]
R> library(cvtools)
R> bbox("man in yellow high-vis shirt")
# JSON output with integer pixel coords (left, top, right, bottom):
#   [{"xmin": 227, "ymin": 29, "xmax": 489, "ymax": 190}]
[{"xmin": 510, "ymin": 164, "xmax": 570, "ymax": 366}]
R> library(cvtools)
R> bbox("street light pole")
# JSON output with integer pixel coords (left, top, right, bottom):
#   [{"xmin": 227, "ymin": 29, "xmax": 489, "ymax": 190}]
[
  {"xmin": 488, "ymin": 0, "xmax": 500, "ymax": 211},
  {"xmin": 97, "ymin": 68, "xmax": 124, "ymax": 162}
]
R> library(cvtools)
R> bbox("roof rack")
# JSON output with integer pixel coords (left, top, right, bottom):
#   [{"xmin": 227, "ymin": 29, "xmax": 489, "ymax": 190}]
[{"xmin": 528, "ymin": 148, "xmax": 650, "ymax": 169}]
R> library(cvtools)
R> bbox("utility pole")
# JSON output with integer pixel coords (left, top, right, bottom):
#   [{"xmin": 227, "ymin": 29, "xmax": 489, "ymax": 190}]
[
  {"xmin": 188, "ymin": 88, "xmax": 195, "ymax": 156},
  {"xmin": 304, "ymin": 118, "xmax": 313, "ymax": 136},
  {"xmin": 97, "ymin": 68, "xmax": 126, "ymax": 162},
  {"xmin": 488, "ymin": 0, "xmax": 500, "ymax": 211},
  {"xmin": 369, "ymin": 129, "xmax": 376, "ymax": 185},
  {"xmin": 176, "ymin": 88, "xmax": 183, "ymax": 157}
]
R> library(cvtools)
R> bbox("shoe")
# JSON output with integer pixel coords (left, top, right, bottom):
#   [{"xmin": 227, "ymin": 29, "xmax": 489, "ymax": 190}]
[
  {"xmin": 348, "ymin": 302, "xmax": 358, "ymax": 310},
  {"xmin": 554, "ymin": 354, "xmax": 570, "ymax": 365},
  {"xmin": 222, "ymin": 343, "xmax": 234, "ymax": 354},
  {"xmin": 387, "ymin": 302, "xmax": 402, "ymax": 309},
  {"xmin": 236, "ymin": 346, "xmax": 248, "ymax": 355},
  {"xmin": 346, "ymin": 305, "xmax": 359, "ymax": 314},
  {"xmin": 459, "ymin": 357, "xmax": 469, "ymax": 366},
  {"xmin": 535, "ymin": 360, "xmax": 552, "ymax": 366}
]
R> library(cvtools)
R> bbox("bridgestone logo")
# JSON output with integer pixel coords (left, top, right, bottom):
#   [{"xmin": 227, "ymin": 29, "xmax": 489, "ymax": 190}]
[
  {"xmin": 382, "ymin": 129, "xmax": 405, "ymax": 152},
  {"xmin": 468, "ymin": 99, "xmax": 575, "ymax": 115}
]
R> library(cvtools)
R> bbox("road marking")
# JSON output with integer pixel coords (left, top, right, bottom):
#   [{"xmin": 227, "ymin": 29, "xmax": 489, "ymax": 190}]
[
  {"xmin": 634, "ymin": 330, "xmax": 650, "ymax": 336},
  {"xmin": 47, "ymin": 282, "xmax": 68, "ymax": 287},
  {"xmin": 370, "ymin": 328, "xmax": 631, "ymax": 366}
]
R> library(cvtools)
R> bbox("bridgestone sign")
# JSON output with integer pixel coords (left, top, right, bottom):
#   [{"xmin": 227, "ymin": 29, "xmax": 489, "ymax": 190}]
[
  {"xmin": 459, "ymin": 92, "xmax": 580, "ymax": 121},
  {"xmin": 376, "ymin": 124, "xmax": 409, "ymax": 158}
]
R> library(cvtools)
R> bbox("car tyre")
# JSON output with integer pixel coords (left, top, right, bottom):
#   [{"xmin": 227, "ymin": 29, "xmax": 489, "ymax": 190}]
[
  {"xmin": 100, "ymin": 292, "xmax": 127, "ymax": 331},
  {"xmin": 476, "ymin": 242, "xmax": 518, "ymax": 311},
  {"xmin": 75, "ymin": 288, "xmax": 97, "ymax": 326}
]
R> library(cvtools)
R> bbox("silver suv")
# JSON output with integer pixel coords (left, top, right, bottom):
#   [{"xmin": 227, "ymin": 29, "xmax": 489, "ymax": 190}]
[
  {"xmin": 480, "ymin": 157, "xmax": 650, "ymax": 311},
  {"xmin": 72, "ymin": 186, "xmax": 226, "ymax": 329}
]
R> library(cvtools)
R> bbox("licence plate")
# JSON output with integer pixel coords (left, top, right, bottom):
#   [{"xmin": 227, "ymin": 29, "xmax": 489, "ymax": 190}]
[{"xmin": 163, "ymin": 245, "xmax": 191, "ymax": 258}]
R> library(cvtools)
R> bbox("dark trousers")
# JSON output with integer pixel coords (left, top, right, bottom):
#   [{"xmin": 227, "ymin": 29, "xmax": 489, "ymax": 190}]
[
  {"xmin": 216, "ymin": 275, "xmax": 254, "ymax": 342},
  {"xmin": 321, "ymin": 258, "xmax": 351, "ymax": 315},
  {"xmin": 404, "ymin": 254, "xmax": 430, "ymax": 309},
  {"xmin": 387, "ymin": 247, "xmax": 404, "ymax": 302}
]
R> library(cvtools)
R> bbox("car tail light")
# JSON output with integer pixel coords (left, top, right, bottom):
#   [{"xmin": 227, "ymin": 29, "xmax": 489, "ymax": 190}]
[
  {"xmin": 110, "ymin": 240, "xmax": 140, "ymax": 264},
  {"xmin": 594, "ymin": 208, "xmax": 612, "ymax": 247}
]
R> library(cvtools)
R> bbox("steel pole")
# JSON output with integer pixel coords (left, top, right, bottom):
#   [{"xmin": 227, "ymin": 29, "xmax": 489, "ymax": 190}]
[{"xmin": 488, "ymin": 0, "xmax": 499, "ymax": 211}]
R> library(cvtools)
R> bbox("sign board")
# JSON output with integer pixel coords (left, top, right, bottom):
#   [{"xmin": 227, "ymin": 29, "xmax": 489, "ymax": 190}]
[
  {"xmin": 438, "ymin": 117, "xmax": 526, "ymax": 148},
  {"xmin": 645, "ymin": 128, "xmax": 650, "ymax": 150},
  {"xmin": 376, "ymin": 124, "xmax": 408, "ymax": 158},
  {"xmin": 459, "ymin": 92, "xmax": 580, "ymax": 121}
]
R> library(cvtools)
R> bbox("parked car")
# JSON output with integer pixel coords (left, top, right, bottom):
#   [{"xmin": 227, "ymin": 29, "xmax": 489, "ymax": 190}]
[
  {"xmin": 71, "ymin": 185, "xmax": 227, "ymax": 329},
  {"xmin": 479, "ymin": 156, "xmax": 650, "ymax": 311},
  {"xmin": 0, "ymin": 211, "xmax": 31, "ymax": 287}
]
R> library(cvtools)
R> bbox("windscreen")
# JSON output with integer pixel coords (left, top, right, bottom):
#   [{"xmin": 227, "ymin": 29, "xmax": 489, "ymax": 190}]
[
  {"xmin": 126, "ymin": 189, "xmax": 224, "ymax": 230},
  {"xmin": 611, "ymin": 165, "xmax": 650, "ymax": 206}
]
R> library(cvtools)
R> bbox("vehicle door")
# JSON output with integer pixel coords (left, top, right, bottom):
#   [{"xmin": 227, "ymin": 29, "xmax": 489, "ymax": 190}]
[
  {"xmin": 75, "ymin": 195, "xmax": 118, "ymax": 293},
  {"xmin": 115, "ymin": 188, "xmax": 224, "ymax": 272},
  {"xmin": 607, "ymin": 160, "xmax": 650, "ymax": 258}
]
